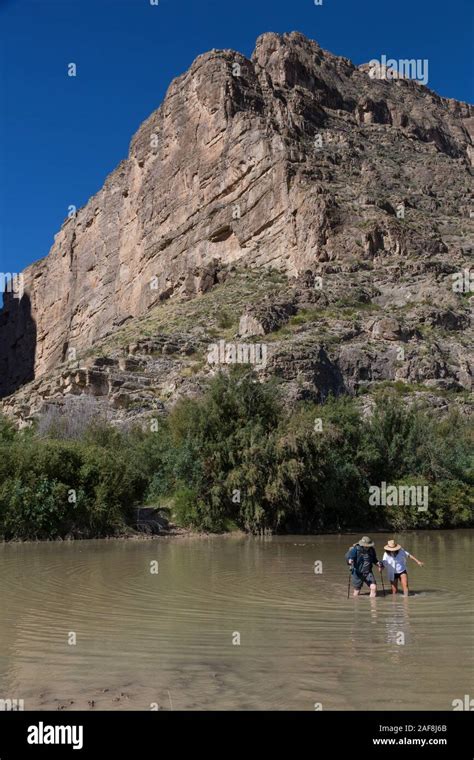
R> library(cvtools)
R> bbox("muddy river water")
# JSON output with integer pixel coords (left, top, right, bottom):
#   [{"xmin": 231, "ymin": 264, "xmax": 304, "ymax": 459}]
[{"xmin": 0, "ymin": 530, "xmax": 472, "ymax": 710}]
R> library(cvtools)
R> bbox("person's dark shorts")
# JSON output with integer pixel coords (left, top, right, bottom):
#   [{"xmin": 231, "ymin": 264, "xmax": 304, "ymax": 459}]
[
  {"xmin": 352, "ymin": 572, "xmax": 376, "ymax": 589},
  {"xmin": 394, "ymin": 571, "xmax": 408, "ymax": 580}
]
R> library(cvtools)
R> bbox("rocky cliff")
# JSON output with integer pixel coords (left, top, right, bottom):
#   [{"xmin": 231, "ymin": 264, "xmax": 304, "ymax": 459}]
[{"xmin": 1, "ymin": 32, "xmax": 472, "ymax": 424}]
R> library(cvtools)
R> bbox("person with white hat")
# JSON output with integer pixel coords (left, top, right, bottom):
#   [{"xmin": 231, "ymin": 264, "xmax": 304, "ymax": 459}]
[
  {"xmin": 346, "ymin": 536, "xmax": 384, "ymax": 598},
  {"xmin": 382, "ymin": 539, "xmax": 424, "ymax": 596}
]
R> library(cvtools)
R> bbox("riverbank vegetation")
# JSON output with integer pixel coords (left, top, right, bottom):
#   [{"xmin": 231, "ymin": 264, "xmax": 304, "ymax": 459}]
[{"xmin": 0, "ymin": 369, "xmax": 472, "ymax": 539}]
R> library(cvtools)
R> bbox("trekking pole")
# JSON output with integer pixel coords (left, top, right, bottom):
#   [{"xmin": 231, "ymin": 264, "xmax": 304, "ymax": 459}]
[
  {"xmin": 380, "ymin": 567, "xmax": 386, "ymax": 597},
  {"xmin": 347, "ymin": 568, "xmax": 351, "ymax": 599}
]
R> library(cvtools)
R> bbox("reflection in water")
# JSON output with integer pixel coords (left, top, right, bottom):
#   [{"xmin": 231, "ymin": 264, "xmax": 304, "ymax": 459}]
[
  {"xmin": 385, "ymin": 597, "xmax": 410, "ymax": 653},
  {"xmin": 369, "ymin": 596, "xmax": 378, "ymax": 622},
  {"xmin": 0, "ymin": 531, "xmax": 472, "ymax": 710}
]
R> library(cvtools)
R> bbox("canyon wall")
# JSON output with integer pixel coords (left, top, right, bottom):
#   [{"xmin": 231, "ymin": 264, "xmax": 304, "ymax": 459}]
[{"xmin": 0, "ymin": 31, "xmax": 472, "ymax": 401}]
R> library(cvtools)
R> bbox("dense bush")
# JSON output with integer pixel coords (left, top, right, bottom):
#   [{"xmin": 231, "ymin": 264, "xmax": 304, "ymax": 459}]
[
  {"xmin": 0, "ymin": 433, "xmax": 149, "ymax": 539},
  {"xmin": 147, "ymin": 371, "xmax": 473, "ymax": 533},
  {"xmin": 0, "ymin": 369, "xmax": 472, "ymax": 538}
]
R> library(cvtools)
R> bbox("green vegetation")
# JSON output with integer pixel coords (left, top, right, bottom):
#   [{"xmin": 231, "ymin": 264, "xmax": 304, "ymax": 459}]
[
  {"xmin": 0, "ymin": 370, "xmax": 472, "ymax": 539},
  {"xmin": 92, "ymin": 268, "xmax": 288, "ymax": 355}
]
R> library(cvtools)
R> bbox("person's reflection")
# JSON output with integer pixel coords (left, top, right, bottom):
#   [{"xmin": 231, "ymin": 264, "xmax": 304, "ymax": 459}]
[{"xmin": 385, "ymin": 596, "xmax": 411, "ymax": 660}]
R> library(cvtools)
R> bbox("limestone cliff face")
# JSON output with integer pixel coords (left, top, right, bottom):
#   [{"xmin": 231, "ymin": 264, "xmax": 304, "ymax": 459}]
[{"xmin": 0, "ymin": 31, "xmax": 473, "ymax": 400}]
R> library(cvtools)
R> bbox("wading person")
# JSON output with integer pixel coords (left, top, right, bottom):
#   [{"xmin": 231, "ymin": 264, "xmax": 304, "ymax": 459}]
[
  {"xmin": 346, "ymin": 536, "xmax": 383, "ymax": 598},
  {"xmin": 382, "ymin": 539, "xmax": 424, "ymax": 596}
]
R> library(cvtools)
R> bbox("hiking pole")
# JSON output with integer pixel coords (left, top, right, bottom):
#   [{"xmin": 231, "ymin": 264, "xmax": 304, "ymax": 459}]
[
  {"xmin": 347, "ymin": 568, "xmax": 351, "ymax": 599},
  {"xmin": 380, "ymin": 567, "xmax": 386, "ymax": 597}
]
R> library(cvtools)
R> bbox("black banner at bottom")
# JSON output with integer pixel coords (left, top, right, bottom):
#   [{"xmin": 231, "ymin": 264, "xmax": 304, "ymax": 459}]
[{"xmin": 0, "ymin": 710, "xmax": 472, "ymax": 757}]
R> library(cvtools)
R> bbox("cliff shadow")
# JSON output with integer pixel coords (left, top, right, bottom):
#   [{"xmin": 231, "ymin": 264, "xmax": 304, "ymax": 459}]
[{"xmin": 0, "ymin": 291, "xmax": 37, "ymax": 398}]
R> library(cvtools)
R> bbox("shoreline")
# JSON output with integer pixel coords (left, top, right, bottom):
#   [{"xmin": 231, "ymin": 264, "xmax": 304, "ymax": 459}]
[
  {"xmin": 0, "ymin": 526, "xmax": 245, "ymax": 545},
  {"xmin": 2, "ymin": 525, "xmax": 472, "ymax": 546}
]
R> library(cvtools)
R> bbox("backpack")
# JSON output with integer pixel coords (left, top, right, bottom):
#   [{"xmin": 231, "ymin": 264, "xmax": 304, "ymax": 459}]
[
  {"xmin": 345, "ymin": 544, "xmax": 377, "ymax": 570},
  {"xmin": 345, "ymin": 543, "xmax": 360, "ymax": 563}
]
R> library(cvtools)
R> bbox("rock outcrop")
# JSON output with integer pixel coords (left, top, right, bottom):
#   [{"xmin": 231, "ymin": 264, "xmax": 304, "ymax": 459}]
[{"xmin": 0, "ymin": 31, "xmax": 472, "ymax": 422}]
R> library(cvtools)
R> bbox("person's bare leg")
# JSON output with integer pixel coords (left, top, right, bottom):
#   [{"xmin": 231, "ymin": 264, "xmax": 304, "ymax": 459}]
[
  {"xmin": 369, "ymin": 583, "xmax": 377, "ymax": 598},
  {"xmin": 353, "ymin": 588, "xmax": 360, "ymax": 597},
  {"xmin": 400, "ymin": 573, "xmax": 409, "ymax": 596},
  {"xmin": 391, "ymin": 579, "xmax": 398, "ymax": 595}
]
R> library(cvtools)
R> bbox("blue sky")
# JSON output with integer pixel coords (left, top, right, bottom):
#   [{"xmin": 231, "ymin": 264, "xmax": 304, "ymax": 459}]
[{"xmin": 0, "ymin": 0, "xmax": 472, "ymax": 280}]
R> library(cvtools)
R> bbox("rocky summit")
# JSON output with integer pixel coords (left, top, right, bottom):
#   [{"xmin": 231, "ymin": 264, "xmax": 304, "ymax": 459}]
[{"xmin": 1, "ymin": 31, "xmax": 473, "ymax": 426}]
